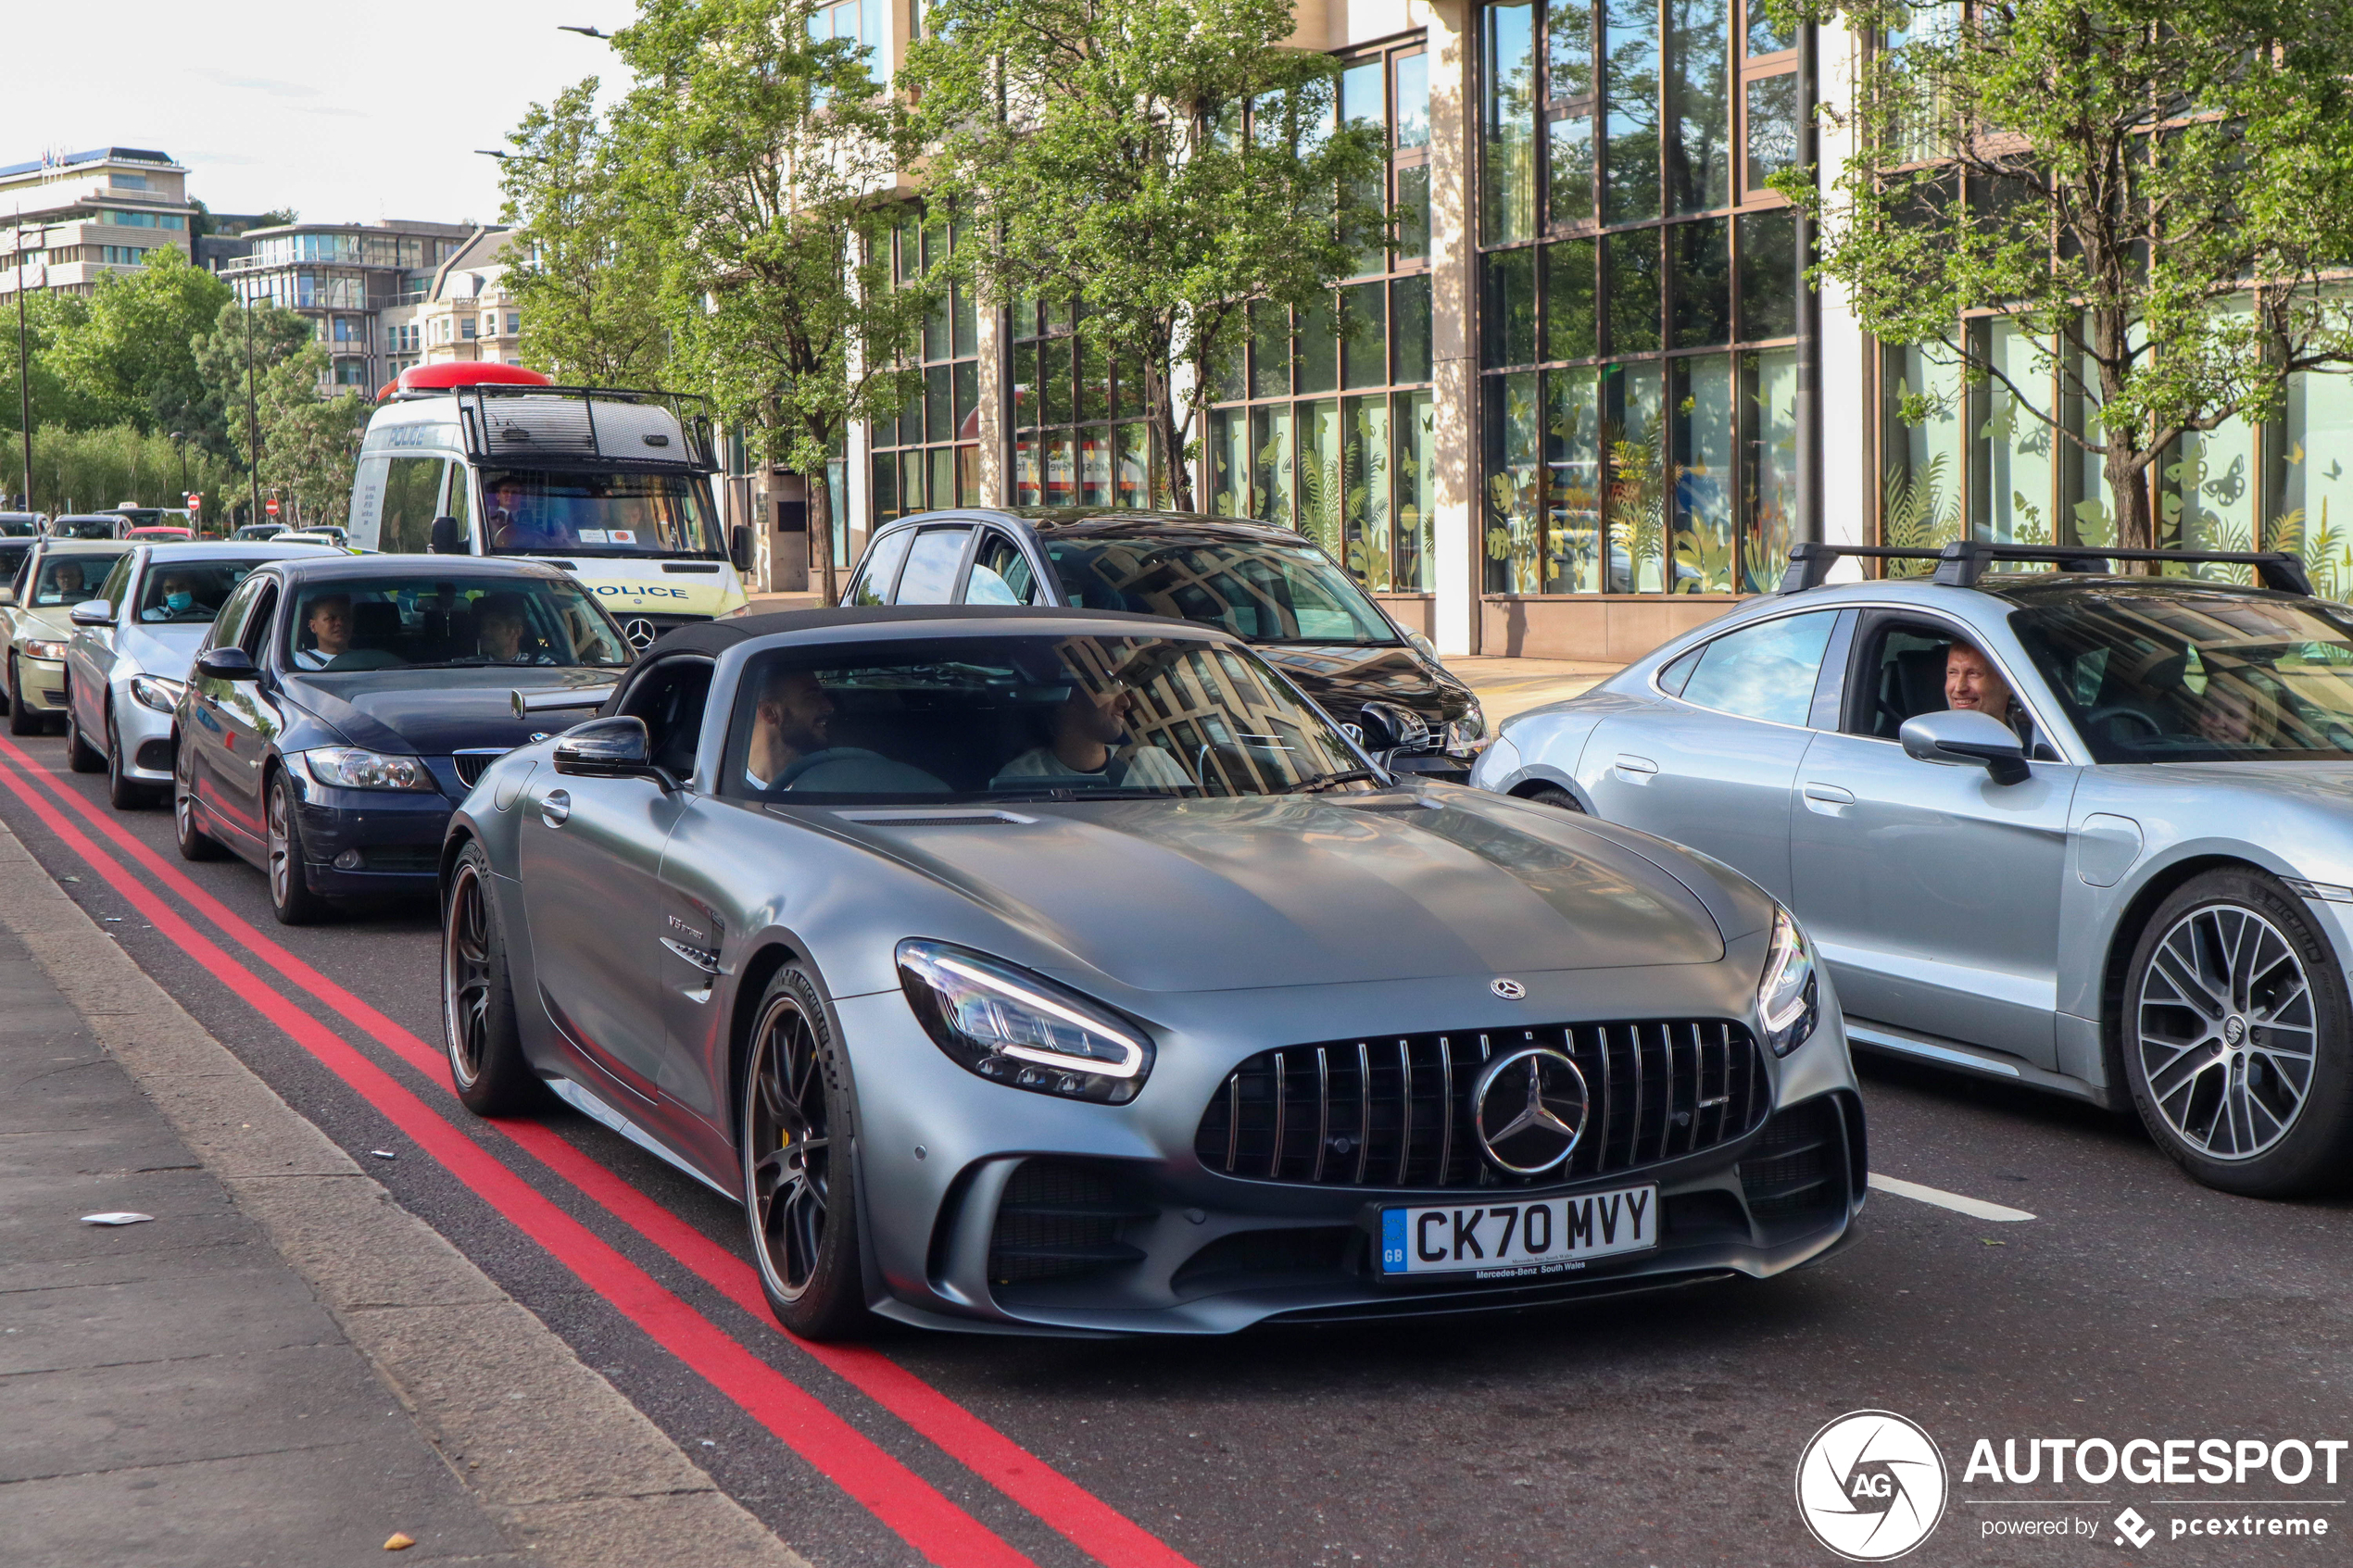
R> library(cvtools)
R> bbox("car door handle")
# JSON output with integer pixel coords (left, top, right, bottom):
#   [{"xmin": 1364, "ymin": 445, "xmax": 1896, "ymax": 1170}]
[
  {"xmin": 1614, "ymin": 753, "xmax": 1658, "ymax": 775},
  {"xmin": 1802, "ymin": 782, "xmax": 1856, "ymax": 808},
  {"xmin": 539, "ymin": 788, "xmax": 572, "ymax": 828}
]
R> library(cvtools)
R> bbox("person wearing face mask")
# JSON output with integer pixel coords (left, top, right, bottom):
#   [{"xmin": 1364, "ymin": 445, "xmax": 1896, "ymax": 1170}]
[{"xmin": 141, "ymin": 570, "xmax": 210, "ymax": 622}]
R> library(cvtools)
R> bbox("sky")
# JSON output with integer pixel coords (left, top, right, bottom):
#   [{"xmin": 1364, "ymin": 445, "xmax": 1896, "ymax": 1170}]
[{"xmin": 0, "ymin": 1, "xmax": 632, "ymax": 225}]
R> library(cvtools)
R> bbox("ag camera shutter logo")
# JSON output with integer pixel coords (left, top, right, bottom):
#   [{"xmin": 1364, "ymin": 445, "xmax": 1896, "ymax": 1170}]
[{"xmin": 1795, "ymin": 1410, "xmax": 1949, "ymax": 1561}]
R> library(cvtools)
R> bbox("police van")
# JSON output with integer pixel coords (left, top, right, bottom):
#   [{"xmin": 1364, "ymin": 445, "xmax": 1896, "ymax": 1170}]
[{"xmin": 347, "ymin": 363, "xmax": 749, "ymax": 649}]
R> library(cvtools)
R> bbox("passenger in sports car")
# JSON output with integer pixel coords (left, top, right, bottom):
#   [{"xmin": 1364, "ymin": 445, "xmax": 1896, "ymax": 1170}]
[
  {"xmin": 989, "ymin": 676, "xmax": 1190, "ymax": 789},
  {"xmin": 1944, "ymin": 637, "xmax": 2016, "ymax": 730}
]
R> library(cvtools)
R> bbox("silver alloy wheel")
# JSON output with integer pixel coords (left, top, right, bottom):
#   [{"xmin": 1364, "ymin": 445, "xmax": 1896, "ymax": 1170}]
[
  {"xmin": 443, "ymin": 861, "xmax": 493, "ymax": 1088},
  {"xmin": 2134, "ymin": 902, "xmax": 2319, "ymax": 1160},
  {"xmin": 745, "ymin": 992, "xmax": 830, "ymax": 1301},
  {"xmin": 266, "ymin": 778, "xmax": 295, "ymax": 908}
]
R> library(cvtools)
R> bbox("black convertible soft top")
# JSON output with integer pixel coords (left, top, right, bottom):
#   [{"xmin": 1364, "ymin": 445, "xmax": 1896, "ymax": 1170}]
[{"xmin": 636, "ymin": 603, "xmax": 1224, "ymax": 661}]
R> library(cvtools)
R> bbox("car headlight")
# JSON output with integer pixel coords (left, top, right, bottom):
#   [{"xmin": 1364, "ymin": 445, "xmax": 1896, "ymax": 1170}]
[
  {"xmin": 1453, "ymin": 701, "xmax": 1487, "ymax": 742},
  {"xmin": 23, "ymin": 638, "xmax": 67, "ymax": 661},
  {"xmin": 1758, "ymin": 906, "xmax": 1819, "ymax": 1058},
  {"xmin": 130, "ymin": 674, "xmax": 184, "ymax": 714},
  {"xmin": 897, "ymin": 939, "xmax": 1154, "ymax": 1104},
  {"xmin": 301, "ymin": 746, "xmax": 437, "ymax": 792}
]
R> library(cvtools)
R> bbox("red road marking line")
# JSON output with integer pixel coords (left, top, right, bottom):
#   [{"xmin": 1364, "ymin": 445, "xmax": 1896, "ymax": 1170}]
[
  {"xmin": 0, "ymin": 752, "xmax": 1040, "ymax": 1568},
  {"xmin": 0, "ymin": 737, "xmax": 1200, "ymax": 1568}
]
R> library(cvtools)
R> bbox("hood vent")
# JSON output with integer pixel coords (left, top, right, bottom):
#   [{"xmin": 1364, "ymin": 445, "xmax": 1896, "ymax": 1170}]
[{"xmin": 832, "ymin": 807, "xmax": 1038, "ymax": 827}]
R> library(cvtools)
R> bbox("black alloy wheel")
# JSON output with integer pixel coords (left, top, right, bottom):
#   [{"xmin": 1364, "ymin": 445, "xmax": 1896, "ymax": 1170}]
[
  {"xmin": 441, "ymin": 843, "xmax": 541, "ymax": 1115},
  {"xmin": 265, "ymin": 770, "xmax": 329, "ymax": 925},
  {"xmin": 6, "ymin": 655, "xmax": 39, "ymax": 736},
  {"xmin": 741, "ymin": 965, "xmax": 868, "ymax": 1339},
  {"xmin": 105, "ymin": 708, "xmax": 152, "ymax": 809},
  {"xmin": 2122, "ymin": 867, "xmax": 2353, "ymax": 1198},
  {"xmin": 172, "ymin": 739, "xmax": 225, "ymax": 861}
]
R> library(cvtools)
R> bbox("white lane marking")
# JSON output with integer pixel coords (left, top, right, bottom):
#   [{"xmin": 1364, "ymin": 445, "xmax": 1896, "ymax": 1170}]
[{"xmin": 1868, "ymin": 1172, "xmax": 2036, "ymax": 1223}]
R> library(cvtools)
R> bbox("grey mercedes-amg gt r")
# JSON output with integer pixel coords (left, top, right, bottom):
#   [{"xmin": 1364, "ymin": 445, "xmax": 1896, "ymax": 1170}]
[
  {"xmin": 438, "ymin": 605, "xmax": 1862, "ymax": 1338},
  {"xmin": 1474, "ymin": 540, "xmax": 2353, "ymax": 1198}
]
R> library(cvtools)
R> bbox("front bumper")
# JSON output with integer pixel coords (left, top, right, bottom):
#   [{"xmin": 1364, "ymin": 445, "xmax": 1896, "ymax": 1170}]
[
  {"xmin": 284, "ymin": 769, "xmax": 453, "ymax": 894},
  {"xmin": 112, "ymin": 682, "xmax": 180, "ymax": 782},
  {"xmin": 18, "ymin": 652, "xmax": 67, "ymax": 711},
  {"xmin": 840, "ymin": 964, "xmax": 1864, "ymax": 1336}
]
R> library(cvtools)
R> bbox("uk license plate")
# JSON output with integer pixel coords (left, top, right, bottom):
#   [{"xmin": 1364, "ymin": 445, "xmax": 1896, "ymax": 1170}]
[{"xmin": 1378, "ymin": 1185, "xmax": 1658, "ymax": 1280}]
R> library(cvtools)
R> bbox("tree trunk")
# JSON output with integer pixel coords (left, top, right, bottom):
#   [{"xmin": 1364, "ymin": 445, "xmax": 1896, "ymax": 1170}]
[
  {"xmin": 805, "ymin": 437, "xmax": 837, "ymax": 607},
  {"xmin": 1149, "ymin": 355, "xmax": 1193, "ymax": 513},
  {"xmin": 2090, "ymin": 307, "xmax": 2156, "ymax": 559}
]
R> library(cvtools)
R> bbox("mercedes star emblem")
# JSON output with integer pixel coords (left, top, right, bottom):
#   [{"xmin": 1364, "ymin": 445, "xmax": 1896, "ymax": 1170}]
[
  {"xmin": 623, "ymin": 617, "xmax": 660, "ymax": 650},
  {"xmin": 1470, "ymin": 1047, "xmax": 1589, "ymax": 1174},
  {"xmin": 1491, "ymin": 977, "xmax": 1528, "ymax": 999}
]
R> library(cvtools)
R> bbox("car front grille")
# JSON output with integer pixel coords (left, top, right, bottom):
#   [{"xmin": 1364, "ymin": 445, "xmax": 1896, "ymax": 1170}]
[
  {"xmin": 1194, "ymin": 1021, "xmax": 1768, "ymax": 1192},
  {"xmin": 452, "ymin": 748, "xmax": 507, "ymax": 788}
]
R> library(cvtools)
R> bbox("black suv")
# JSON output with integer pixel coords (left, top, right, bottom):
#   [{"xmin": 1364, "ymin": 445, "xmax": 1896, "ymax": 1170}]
[{"xmin": 844, "ymin": 508, "xmax": 1485, "ymax": 777}]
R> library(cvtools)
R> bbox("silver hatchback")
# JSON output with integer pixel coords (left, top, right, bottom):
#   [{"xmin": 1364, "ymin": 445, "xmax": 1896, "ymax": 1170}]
[{"xmin": 1473, "ymin": 540, "xmax": 2353, "ymax": 1198}]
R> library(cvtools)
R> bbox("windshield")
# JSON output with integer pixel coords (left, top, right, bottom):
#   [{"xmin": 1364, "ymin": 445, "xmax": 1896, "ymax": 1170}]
[
  {"xmin": 724, "ymin": 633, "xmax": 1367, "ymax": 803},
  {"xmin": 1040, "ymin": 533, "xmax": 1400, "ymax": 646},
  {"xmin": 52, "ymin": 518, "xmax": 119, "ymax": 540},
  {"xmin": 285, "ymin": 575, "xmax": 632, "ymax": 672},
  {"xmin": 480, "ymin": 469, "xmax": 723, "ymax": 558},
  {"xmin": 135, "ymin": 558, "xmax": 276, "ymax": 625},
  {"xmin": 2012, "ymin": 591, "xmax": 2353, "ymax": 762},
  {"xmin": 28, "ymin": 553, "xmax": 112, "ymax": 605},
  {"xmin": 0, "ymin": 515, "xmax": 37, "ymax": 537}
]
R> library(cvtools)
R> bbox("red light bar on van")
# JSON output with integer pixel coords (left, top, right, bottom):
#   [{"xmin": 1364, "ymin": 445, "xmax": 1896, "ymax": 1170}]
[{"xmin": 387, "ymin": 362, "xmax": 553, "ymax": 399}]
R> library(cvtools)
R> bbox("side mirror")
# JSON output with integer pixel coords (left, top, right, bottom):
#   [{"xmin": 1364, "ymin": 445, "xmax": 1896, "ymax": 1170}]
[
  {"xmin": 551, "ymin": 715, "xmax": 675, "ymax": 788},
  {"xmin": 729, "ymin": 523, "xmax": 753, "ymax": 573},
  {"xmin": 195, "ymin": 646, "xmax": 260, "ymax": 682},
  {"xmin": 1900, "ymin": 709, "xmax": 2031, "ymax": 786},
  {"xmin": 429, "ymin": 515, "xmax": 466, "ymax": 555},
  {"xmin": 69, "ymin": 598, "xmax": 115, "ymax": 628}
]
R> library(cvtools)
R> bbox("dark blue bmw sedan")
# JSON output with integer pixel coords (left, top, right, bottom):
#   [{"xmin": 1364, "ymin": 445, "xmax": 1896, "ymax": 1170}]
[{"xmin": 171, "ymin": 554, "xmax": 632, "ymax": 922}]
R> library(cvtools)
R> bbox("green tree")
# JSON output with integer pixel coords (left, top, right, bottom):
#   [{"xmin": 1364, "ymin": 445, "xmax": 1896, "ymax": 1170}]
[
  {"xmin": 499, "ymin": 79, "xmax": 671, "ymax": 387},
  {"xmin": 236, "ymin": 345, "xmax": 368, "ymax": 526},
  {"xmin": 0, "ymin": 291, "xmax": 89, "ymax": 441},
  {"xmin": 610, "ymin": 0, "xmax": 934, "ymax": 598},
  {"xmin": 41, "ymin": 247, "xmax": 231, "ymax": 436},
  {"xmin": 1786, "ymin": 0, "xmax": 2353, "ymax": 555},
  {"xmin": 191, "ymin": 300, "xmax": 314, "ymax": 461},
  {"xmin": 904, "ymin": 0, "xmax": 1390, "ymax": 511}
]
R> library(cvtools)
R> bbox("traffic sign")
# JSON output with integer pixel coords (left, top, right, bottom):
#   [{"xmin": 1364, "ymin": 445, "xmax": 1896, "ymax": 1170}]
[
  {"xmin": 265, "ymin": 497, "xmax": 280, "ymax": 516},
  {"xmin": 185, "ymin": 493, "xmax": 201, "ymax": 510}
]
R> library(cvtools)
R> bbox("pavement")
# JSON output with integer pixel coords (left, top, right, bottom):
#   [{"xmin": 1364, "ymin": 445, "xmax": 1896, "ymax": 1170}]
[
  {"xmin": 744, "ymin": 592, "xmax": 1623, "ymax": 722},
  {"xmin": 0, "ymin": 817, "xmax": 801, "ymax": 1568}
]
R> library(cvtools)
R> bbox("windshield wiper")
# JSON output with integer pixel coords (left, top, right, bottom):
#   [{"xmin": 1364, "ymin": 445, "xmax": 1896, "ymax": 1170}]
[{"xmin": 1280, "ymin": 767, "xmax": 1385, "ymax": 795}]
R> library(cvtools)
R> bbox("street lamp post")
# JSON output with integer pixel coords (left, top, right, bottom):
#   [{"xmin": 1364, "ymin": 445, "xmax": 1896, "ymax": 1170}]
[
  {"xmin": 13, "ymin": 220, "xmax": 49, "ymax": 514},
  {"xmin": 240, "ymin": 292, "xmax": 265, "ymax": 531},
  {"xmin": 167, "ymin": 431, "xmax": 190, "ymax": 532}
]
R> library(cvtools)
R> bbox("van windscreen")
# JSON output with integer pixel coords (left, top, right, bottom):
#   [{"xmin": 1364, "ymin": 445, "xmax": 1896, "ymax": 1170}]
[{"xmin": 479, "ymin": 470, "xmax": 722, "ymax": 559}]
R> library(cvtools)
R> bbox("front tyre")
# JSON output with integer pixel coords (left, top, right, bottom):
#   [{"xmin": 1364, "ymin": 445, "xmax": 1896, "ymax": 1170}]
[
  {"xmin": 265, "ymin": 770, "xmax": 329, "ymax": 925},
  {"xmin": 106, "ymin": 709, "xmax": 155, "ymax": 809},
  {"xmin": 442, "ymin": 843, "xmax": 542, "ymax": 1116},
  {"xmin": 173, "ymin": 740, "xmax": 226, "ymax": 860},
  {"xmin": 2123, "ymin": 868, "xmax": 2353, "ymax": 1197},
  {"xmin": 1520, "ymin": 784, "xmax": 1584, "ymax": 813},
  {"xmin": 741, "ymin": 965, "xmax": 869, "ymax": 1340},
  {"xmin": 67, "ymin": 705, "xmax": 104, "ymax": 772},
  {"xmin": 6, "ymin": 655, "xmax": 40, "ymax": 736}
]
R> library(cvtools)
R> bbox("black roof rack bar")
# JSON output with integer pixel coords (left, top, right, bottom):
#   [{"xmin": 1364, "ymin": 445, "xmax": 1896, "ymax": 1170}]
[
  {"xmin": 1929, "ymin": 540, "xmax": 2313, "ymax": 596},
  {"xmin": 1776, "ymin": 543, "xmax": 1945, "ymax": 594},
  {"xmin": 1778, "ymin": 538, "xmax": 2314, "ymax": 597}
]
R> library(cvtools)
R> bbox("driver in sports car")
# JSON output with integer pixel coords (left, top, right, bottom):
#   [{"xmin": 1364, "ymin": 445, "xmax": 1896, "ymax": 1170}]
[{"xmin": 744, "ymin": 665, "xmax": 941, "ymax": 794}]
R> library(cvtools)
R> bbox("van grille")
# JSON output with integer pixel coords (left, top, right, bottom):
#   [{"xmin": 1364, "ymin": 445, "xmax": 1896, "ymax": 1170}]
[{"xmin": 1194, "ymin": 1021, "xmax": 1768, "ymax": 1191}]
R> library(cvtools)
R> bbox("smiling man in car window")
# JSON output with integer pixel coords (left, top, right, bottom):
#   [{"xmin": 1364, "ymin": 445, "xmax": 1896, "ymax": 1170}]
[{"xmin": 1945, "ymin": 639, "xmax": 2016, "ymax": 731}]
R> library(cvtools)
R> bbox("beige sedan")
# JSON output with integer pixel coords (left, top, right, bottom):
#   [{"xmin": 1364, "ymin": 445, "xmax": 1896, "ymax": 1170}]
[{"xmin": 3, "ymin": 538, "xmax": 132, "ymax": 735}]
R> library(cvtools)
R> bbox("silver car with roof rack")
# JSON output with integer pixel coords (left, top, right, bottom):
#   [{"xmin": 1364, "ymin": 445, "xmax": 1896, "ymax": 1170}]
[{"xmin": 1474, "ymin": 537, "xmax": 2353, "ymax": 1197}]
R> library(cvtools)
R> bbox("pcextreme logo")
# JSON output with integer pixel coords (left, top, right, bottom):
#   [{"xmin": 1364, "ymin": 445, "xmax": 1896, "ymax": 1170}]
[{"xmin": 1795, "ymin": 1410, "xmax": 1951, "ymax": 1562}]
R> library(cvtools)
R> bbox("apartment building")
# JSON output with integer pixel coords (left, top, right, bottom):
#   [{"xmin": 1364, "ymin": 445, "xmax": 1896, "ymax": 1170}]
[
  {"xmin": 0, "ymin": 147, "xmax": 196, "ymax": 299},
  {"xmin": 220, "ymin": 219, "xmax": 479, "ymax": 392},
  {"xmin": 375, "ymin": 229, "xmax": 525, "ymax": 384}
]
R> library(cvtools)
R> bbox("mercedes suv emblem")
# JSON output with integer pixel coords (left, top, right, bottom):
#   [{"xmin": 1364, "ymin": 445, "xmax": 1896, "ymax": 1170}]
[
  {"xmin": 1470, "ymin": 1047, "xmax": 1589, "ymax": 1174},
  {"xmin": 623, "ymin": 617, "xmax": 660, "ymax": 650},
  {"xmin": 1491, "ymin": 977, "xmax": 1527, "ymax": 999}
]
